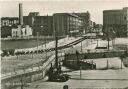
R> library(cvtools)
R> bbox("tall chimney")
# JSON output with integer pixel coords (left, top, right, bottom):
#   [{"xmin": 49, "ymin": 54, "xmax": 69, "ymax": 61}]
[{"xmin": 19, "ymin": 3, "xmax": 23, "ymax": 25}]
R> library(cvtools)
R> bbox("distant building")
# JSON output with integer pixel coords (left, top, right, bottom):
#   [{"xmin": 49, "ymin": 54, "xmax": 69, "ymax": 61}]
[
  {"xmin": 28, "ymin": 12, "xmax": 40, "ymax": 16},
  {"xmin": 1, "ymin": 17, "xmax": 19, "ymax": 27},
  {"xmin": 23, "ymin": 12, "xmax": 53, "ymax": 36},
  {"xmin": 12, "ymin": 25, "xmax": 32, "ymax": 37},
  {"xmin": 53, "ymin": 13, "xmax": 84, "ymax": 36},
  {"xmin": 103, "ymin": 7, "xmax": 128, "ymax": 37},
  {"xmin": 1, "ymin": 17, "xmax": 33, "ymax": 38},
  {"xmin": 94, "ymin": 24, "xmax": 102, "ymax": 32},
  {"xmin": 74, "ymin": 11, "xmax": 91, "ymax": 33},
  {"xmin": 1, "ymin": 17, "xmax": 19, "ymax": 37},
  {"xmin": 93, "ymin": 24, "xmax": 103, "ymax": 36}
]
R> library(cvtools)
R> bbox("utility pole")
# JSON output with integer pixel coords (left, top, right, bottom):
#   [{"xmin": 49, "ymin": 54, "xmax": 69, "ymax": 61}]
[
  {"xmin": 37, "ymin": 32, "xmax": 39, "ymax": 54},
  {"xmin": 107, "ymin": 59, "xmax": 109, "ymax": 69},
  {"xmin": 107, "ymin": 28, "xmax": 110, "ymax": 51},
  {"xmin": 45, "ymin": 36, "xmax": 47, "ymax": 59},
  {"xmin": 54, "ymin": 15, "xmax": 58, "ymax": 68},
  {"xmin": 55, "ymin": 34, "xmax": 58, "ymax": 68},
  {"xmin": 121, "ymin": 58, "xmax": 123, "ymax": 69},
  {"xmin": 91, "ymin": 60, "xmax": 94, "ymax": 70},
  {"xmin": 81, "ymin": 41, "xmax": 82, "ymax": 52},
  {"xmin": 108, "ymin": 38, "xmax": 110, "ymax": 50}
]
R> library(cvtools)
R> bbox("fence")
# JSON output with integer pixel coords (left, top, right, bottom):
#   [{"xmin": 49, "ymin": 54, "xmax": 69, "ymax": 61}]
[{"xmin": 64, "ymin": 50, "xmax": 127, "ymax": 61}]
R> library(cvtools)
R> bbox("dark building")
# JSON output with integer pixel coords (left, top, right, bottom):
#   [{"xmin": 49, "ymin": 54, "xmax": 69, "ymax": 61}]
[
  {"xmin": 1, "ymin": 17, "xmax": 19, "ymax": 37},
  {"xmin": 23, "ymin": 12, "xmax": 53, "ymax": 36},
  {"xmin": 33, "ymin": 16, "xmax": 53, "ymax": 36},
  {"xmin": 23, "ymin": 12, "xmax": 40, "ymax": 27},
  {"xmin": 53, "ymin": 13, "xmax": 84, "ymax": 36},
  {"xmin": 103, "ymin": 7, "xmax": 128, "ymax": 37},
  {"xmin": 1, "ymin": 17, "xmax": 19, "ymax": 27}
]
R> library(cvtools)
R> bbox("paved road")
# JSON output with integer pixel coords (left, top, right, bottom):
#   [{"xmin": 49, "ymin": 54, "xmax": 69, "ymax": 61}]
[{"xmin": 23, "ymin": 67, "xmax": 128, "ymax": 89}]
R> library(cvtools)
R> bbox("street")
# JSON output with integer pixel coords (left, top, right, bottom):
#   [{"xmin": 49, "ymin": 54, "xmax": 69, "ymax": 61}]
[{"xmin": 23, "ymin": 67, "xmax": 128, "ymax": 89}]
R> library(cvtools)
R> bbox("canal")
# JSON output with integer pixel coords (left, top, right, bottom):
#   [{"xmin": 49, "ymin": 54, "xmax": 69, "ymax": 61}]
[{"xmin": 1, "ymin": 39, "xmax": 52, "ymax": 50}]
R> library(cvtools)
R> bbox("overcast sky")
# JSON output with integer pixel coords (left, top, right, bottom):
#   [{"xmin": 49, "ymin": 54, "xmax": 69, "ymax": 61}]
[{"xmin": 0, "ymin": 0, "xmax": 128, "ymax": 24}]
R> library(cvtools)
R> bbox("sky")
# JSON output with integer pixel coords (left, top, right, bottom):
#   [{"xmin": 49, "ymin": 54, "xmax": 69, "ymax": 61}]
[{"xmin": 0, "ymin": 0, "xmax": 128, "ymax": 24}]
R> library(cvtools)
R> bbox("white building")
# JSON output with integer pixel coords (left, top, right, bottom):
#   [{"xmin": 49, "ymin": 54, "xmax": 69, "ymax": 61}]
[
  {"xmin": 25, "ymin": 25, "xmax": 33, "ymax": 36},
  {"xmin": 12, "ymin": 25, "xmax": 33, "ymax": 38}
]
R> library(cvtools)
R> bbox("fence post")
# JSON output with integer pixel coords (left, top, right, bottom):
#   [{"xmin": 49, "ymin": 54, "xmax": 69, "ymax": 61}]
[
  {"xmin": 92, "ymin": 60, "xmax": 93, "ymax": 70},
  {"xmin": 17, "ymin": 55, "xmax": 18, "ymax": 60},
  {"xmin": 121, "ymin": 59, "xmax": 123, "ymax": 69},
  {"xmin": 20, "ymin": 77, "xmax": 24, "ymax": 89},
  {"xmin": 14, "ymin": 68, "xmax": 17, "ymax": 74},
  {"xmin": 32, "ymin": 53, "xmax": 33, "ymax": 59},
  {"xmin": 107, "ymin": 59, "xmax": 109, "ymax": 69}
]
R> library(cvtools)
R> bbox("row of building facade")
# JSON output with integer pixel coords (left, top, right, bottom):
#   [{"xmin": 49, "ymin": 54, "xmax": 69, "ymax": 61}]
[
  {"xmin": 1, "ymin": 11, "xmax": 95, "ymax": 37},
  {"xmin": 1, "ymin": 4, "xmax": 128, "ymax": 38}
]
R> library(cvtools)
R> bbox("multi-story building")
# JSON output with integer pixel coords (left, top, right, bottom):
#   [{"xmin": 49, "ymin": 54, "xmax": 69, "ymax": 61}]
[
  {"xmin": 1, "ymin": 12, "xmax": 91, "ymax": 37},
  {"xmin": 103, "ymin": 7, "xmax": 128, "ymax": 37},
  {"xmin": 23, "ymin": 12, "xmax": 53, "ymax": 36},
  {"xmin": 1, "ymin": 17, "xmax": 19, "ymax": 27},
  {"xmin": 74, "ymin": 11, "xmax": 91, "ymax": 33},
  {"xmin": 53, "ymin": 13, "xmax": 84, "ymax": 36},
  {"xmin": 1, "ymin": 17, "xmax": 19, "ymax": 37}
]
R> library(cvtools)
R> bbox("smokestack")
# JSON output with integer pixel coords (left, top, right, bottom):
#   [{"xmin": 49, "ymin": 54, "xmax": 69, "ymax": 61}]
[{"xmin": 19, "ymin": 3, "xmax": 23, "ymax": 25}]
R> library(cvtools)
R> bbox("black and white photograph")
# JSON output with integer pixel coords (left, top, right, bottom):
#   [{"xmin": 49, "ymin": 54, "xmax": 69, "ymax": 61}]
[{"xmin": 1, "ymin": 0, "xmax": 128, "ymax": 89}]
